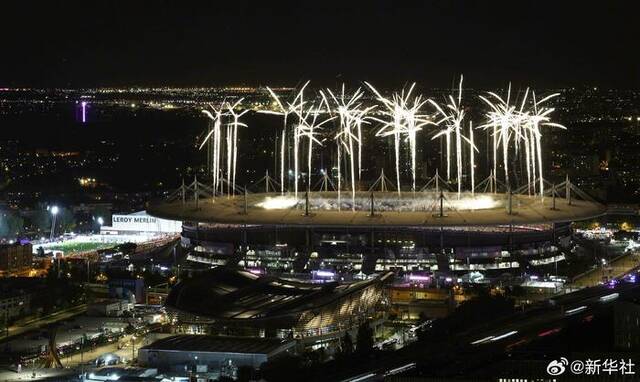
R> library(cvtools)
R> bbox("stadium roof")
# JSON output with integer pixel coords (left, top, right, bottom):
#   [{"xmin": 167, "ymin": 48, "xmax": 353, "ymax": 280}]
[
  {"xmin": 166, "ymin": 268, "xmax": 392, "ymax": 325},
  {"xmin": 148, "ymin": 192, "xmax": 605, "ymax": 228}
]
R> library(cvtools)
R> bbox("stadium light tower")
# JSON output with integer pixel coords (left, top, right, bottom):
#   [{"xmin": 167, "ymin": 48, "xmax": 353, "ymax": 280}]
[{"xmin": 49, "ymin": 205, "xmax": 59, "ymax": 240}]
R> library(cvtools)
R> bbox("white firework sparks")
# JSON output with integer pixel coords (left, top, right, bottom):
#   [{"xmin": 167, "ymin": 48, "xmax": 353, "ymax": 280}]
[
  {"xmin": 468, "ymin": 121, "xmax": 479, "ymax": 195},
  {"xmin": 429, "ymin": 75, "xmax": 474, "ymax": 198},
  {"xmin": 200, "ymin": 101, "xmax": 227, "ymax": 195},
  {"xmin": 323, "ymin": 85, "xmax": 374, "ymax": 208},
  {"xmin": 524, "ymin": 91, "xmax": 566, "ymax": 198},
  {"xmin": 198, "ymin": 79, "xmax": 566, "ymax": 211},
  {"xmin": 292, "ymin": 101, "xmax": 334, "ymax": 195},
  {"xmin": 261, "ymin": 81, "xmax": 310, "ymax": 195},
  {"xmin": 226, "ymin": 99, "xmax": 248, "ymax": 197},
  {"xmin": 479, "ymin": 84, "xmax": 520, "ymax": 189},
  {"xmin": 480, "ymin": 85, "xmax": 564, "ymax": 197},
  {"xmin": 366, "ymin": 82, "xmax": 433, "ymax": 195}
]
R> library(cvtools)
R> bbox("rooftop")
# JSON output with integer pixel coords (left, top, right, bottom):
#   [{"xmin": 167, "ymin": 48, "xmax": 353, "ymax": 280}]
[
  {"xmin": 166, "ymin": 268, "xmax": 392, "ymax": 324},
  {"xmin": 140, "ymin": 334, "xmax": 293, "ymax": 355},
  {"xmin": 148, "ymin": 192, "xmax": 605, "ymax": 228}
]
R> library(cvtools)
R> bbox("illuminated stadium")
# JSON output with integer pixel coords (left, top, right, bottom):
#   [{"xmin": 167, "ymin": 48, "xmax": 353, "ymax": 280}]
[
  {"xmin": 148, "ymin": 81, "xmax": 606, "ymax": 274},
  {"xmin": 166, "ymin": 268, "xmax": 393, "ymax": 340},
  {"xmin": 149, "ymin": 184, "xmax": 604, "ymax": 274},
  {"xmin": 149, "ymin": 189, "xmax": 603, "ymax": 228}
]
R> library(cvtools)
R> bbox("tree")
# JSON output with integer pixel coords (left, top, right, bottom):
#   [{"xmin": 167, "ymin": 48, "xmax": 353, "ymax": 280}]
[
  {"xmin": 356, "ymin": 321, "xmax": 374, "ymax": 354},
  {"xmin": 56, "ymin": 207, "xmax": 76, "ymax": 233},
  {"xmin": 419, "ymin": 289, "xmax": 515, "ymax": 343},
  {"xmin": 0, "ymin": 210, "xmax": 24, "ymax": 238},
  {"xmin": 31, "ymin": 203, "xmax": 52, "ymax": 233},
  {"xmin": 30, "ymin": 203, "xmax": 76, "ymax": 236},
  {"xmin": 341, "ymin": 332, "xmax": 354, "ymax": 355},
  {"xmin": 260, "ymin": 355, "xmax": 305, "ymax": 381},
  {"xmin": 236, "ymin": 365, "xmax": 254, "ymax": 382}
]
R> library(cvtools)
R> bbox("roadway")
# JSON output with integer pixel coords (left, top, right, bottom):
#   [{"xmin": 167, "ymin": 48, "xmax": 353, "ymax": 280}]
[
  {"xmin": 570, "ymin": 250, "xmax": 640, "ymax": 288},
  {"xmin": 1, "ymin": 304, "xmax": 87, "ymax": 342},
  {"xmin": 60, "ymin": 334, "xmax": 140, "ymax": 368}
]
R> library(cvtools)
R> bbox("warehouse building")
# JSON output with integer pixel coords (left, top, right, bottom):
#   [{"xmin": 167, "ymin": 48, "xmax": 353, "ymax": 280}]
[{"xmin": 138, "ymin": 335, "xmax": 295, "ymax": 372}]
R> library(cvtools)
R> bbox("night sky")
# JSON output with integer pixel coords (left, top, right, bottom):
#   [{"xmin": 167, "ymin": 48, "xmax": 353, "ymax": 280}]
[{"xmin": 1, "ymin": 0, "xmax": 638, "ymax": 88}]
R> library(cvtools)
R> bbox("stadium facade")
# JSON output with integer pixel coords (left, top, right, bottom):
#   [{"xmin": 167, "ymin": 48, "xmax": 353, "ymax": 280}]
[{"xmin": 149, "ymin": 189, "xmax": 606, "ymax": 275}]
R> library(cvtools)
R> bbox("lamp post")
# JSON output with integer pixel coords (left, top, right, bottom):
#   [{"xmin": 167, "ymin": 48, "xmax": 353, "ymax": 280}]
[
  {"xmin": 49, "ymin": 206, "xmax": 59, "ymax": 241},
  {"xmin": 97, "ymin": 216, "xmax": 104, "ymax": 238}
]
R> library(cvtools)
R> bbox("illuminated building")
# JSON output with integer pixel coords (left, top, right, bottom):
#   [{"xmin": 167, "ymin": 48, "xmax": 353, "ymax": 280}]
[{"xmin": 166, "ymin": 268, "xmax": 392, "ymax": 342}]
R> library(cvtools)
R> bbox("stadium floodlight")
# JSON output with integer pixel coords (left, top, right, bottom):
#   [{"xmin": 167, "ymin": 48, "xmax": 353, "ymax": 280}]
[{"xmin": 49, "ymin": 205, "xmax": 59, "ymax": 240}]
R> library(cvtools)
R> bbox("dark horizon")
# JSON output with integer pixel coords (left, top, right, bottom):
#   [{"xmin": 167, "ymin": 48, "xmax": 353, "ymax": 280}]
[{"xmin": 1, "ymin": 0, "xmax": 639, "ymax": 89}]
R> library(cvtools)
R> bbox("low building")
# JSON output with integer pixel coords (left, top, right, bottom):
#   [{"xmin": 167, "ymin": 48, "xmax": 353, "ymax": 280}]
[
  {"xmin": 0, "ymin": 290, "xmax": 32, "ymax": 320},
  {"xmin": 88, "ymin": 300, "xmax": 134, "ymax": 317},
  {"xmin": 0, "ymin": 277, "xmax": 45, "ymax": 321},
  {"xmin": 388, "ymin": 284, "xmax": 456, "ymax": 320},
  {"xmin": 138, "ymin": 335, "xmax": 295, "ymax": 372},
  {"xmin": 0, "ymin": 242, "xmax": 33, "ymax": 271},
  {"xmin": 109, "ymin": 278, "xmax": 145, "ymax": 303}
]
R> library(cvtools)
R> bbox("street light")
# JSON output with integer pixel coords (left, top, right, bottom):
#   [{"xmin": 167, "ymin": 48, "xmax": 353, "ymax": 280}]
[
  {"xmin": 97, "ymin": 216, "xmax": 104, "ymax": 235},
  {"xmin": 49, "ymin": 205, "xmax": 59, "ymax": 241}
]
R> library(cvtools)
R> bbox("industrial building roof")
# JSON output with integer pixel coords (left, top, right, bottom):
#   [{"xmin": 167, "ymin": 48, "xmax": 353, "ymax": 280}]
[{"xmin": 140, "ymin": 335, "xmax": 293, "ymax": 355}]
